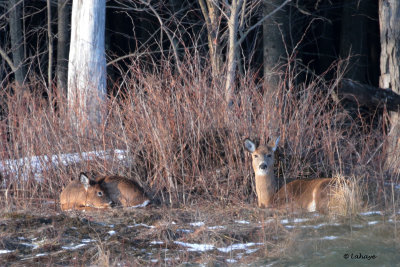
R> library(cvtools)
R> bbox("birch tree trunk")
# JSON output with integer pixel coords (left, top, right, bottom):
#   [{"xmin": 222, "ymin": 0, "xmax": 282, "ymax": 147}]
[
  {"xmin": 68, "ymin": 0, "xmax": 106, "ymax": 128},
  {"xmin": 379, "ymin": 0, "xmax": 400, "ymax": 172},
  {"xmin": 47, "ymin": 0, "xmax": 53, "ymax": 92}
]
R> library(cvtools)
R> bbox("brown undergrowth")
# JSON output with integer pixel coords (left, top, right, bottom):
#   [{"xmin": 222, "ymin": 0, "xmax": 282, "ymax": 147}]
[{"xmin": 0, "ymin": 57, "xmax": 397, "ymax": 213}]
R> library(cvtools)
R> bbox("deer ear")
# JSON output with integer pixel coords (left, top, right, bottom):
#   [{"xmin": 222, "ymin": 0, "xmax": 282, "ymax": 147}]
[
  {"xmin": 272, "ymin": 136, "xmax": 280, "ymax": 152},
  {"xmin": 79, "ymin": 173, "xmax": 90, "ymax": 191},
  {"xmin": 244, "ymin": 138, "xmax": 256, "ymax": 153}
]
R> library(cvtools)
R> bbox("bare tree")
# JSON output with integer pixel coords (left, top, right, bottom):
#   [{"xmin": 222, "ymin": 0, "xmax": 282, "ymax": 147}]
[
  {"xmin": 198, "ymin": 0, "xmax": 222, "ymax": 77},
  {"xmin": 224, "ymin": 0, "xmax": 291, "ymax": 105},
  {"xmin": 9, "ymin": 0, "xmax": 26, "ymax": 87},
  {"xmin": 68, "ymin": 0, "xmax": 106, "ymax": 127},
  {"xmin": 379, "ymin": 0, "xmax": 400, "ymax": 172},
  {"xmin": 47, "ymin": 0, "xmax": 53, "ymax": 91},
  {"xmin": 57, "ymin": 0, "xmax": 70, "ymax": 98},
  {"xmin": 263, "ymin": 0, "xmax": 288, "ymax": 92}
]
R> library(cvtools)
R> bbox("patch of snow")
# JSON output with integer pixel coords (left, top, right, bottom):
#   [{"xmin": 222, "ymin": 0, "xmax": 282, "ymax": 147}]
[
  {"xmin": 245, "ymin": 248, "xmax": 259, "ymax": 254},
  {"xmin": 321, "ymin": 236, "xmax": 338, "ymax": 240},
  {"xmin": 62, "ymin": 243, "xmax": 87, "ymax": 250},
  {"xmin": 108, "ymin": 230, "xmax": 116, "ymax": 235},
  {"xmin": 81, "ymin": 239, "xmax": 95, "ymax": 243},
  {"xmin": 190, "ymin": 222, "xmax": 205, "ymax": 227},
  {"xmin": 226, "ymin": 259, "xmax": 237, "ymax": 263},
  {"xmin": 129, "ymin": 200, "xmax": 150, "ymax": 208},
  {"xmin": 235, "ymin": 220, "xmax": 250, "ymax": 224},
  {"xmin": 368, "ymin": 221, "xmax": 379, "ymax": 225},
  {"xmin": 292, "ymin": 218, "xmax": 309, "ymax": 223},
  {"xmin": 35, "ymin": 253, "xmax": 48, "ymax": 257},
  {"xmin": 21, "ymin": 242, "xmax": 39, "ymax": 249},
  {"xmin": 284, "ymin": 225, "xmax": 295, "ymax": 229},
  {"xmin": 208, "ymin": 225, "xmax": 225, "ymax": 230},
  {"xmin": 281, "ymin": 218, "xmax": 310, "ymax": 224},
  {"xmin": 301, "ymin": 223, "xmax": 326, "ymax": 229},
  {"xmin": 360, "ymin": 211, "xmax": 383, "ymax": 216},
  {"xmin": 0, "ymin": 250, "xmax": 14, "ymax": 254},
  {"xmin": 174, "ymin": 241, "xmax": 214, "ymax": 252},
  {"xmin": 150, "ymin": 241, "xmax": 163, "ymax": 245},
  {"xmin": 177, "ymin": 229, "xmax": 192, "ymax": 233},
  {"xmin": 217, "ymin": 243, "xmax": 263, "ymax": 253},
  {"xmin": 131, "ymin": 223, "xmax": 154, "ymax": 228},
  {"xmin": 0, "ymin": 149, "xmax": 127, "ymax": 183},
  {"xmin": 300, "ymin": 222, "xmax": 341, "ymax": 229}
]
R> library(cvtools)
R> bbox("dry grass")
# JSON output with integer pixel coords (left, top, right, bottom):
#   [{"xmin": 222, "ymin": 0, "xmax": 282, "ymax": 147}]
[{"xmin": 0, "ymin": 56, "xmax": 397, "ymax": 214}]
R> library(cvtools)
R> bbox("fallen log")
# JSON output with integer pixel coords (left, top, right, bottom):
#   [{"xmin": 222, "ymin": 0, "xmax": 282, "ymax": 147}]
[{"xmin": 337, "ymin": 79, "xmax": 400, "ymax": 111}]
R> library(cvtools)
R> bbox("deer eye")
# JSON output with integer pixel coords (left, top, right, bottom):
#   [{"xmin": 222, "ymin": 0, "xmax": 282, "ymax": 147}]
[
  {"xmin": 253, "ymin": 155, "xmax": 258, "ymax": 158},
  {"xmin": 97, "ymin": 191, "xmax": 103, "ymax": 197}
]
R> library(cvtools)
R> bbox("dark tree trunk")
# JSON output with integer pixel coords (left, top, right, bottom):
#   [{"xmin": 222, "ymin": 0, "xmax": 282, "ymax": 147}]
[
  {"xmin": 263, "ymin": 0, "xmax": 287, "ymax": 92},
  {"xmin": 9, "ymin": 0, "xmax": 26, "ymax": 87},
  {"xmin": 57, "ymin": 0, "xmax": 70, "ymax": 98}
]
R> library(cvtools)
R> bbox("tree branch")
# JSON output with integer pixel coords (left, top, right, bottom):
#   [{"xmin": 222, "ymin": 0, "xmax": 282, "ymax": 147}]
[
  {"xmin": 0, "ymin": 46, "xmax": 17, "ymax": 72},
  {"xmin": 236, "ymin": 0, "xmax": 291, "ymax": 47}
]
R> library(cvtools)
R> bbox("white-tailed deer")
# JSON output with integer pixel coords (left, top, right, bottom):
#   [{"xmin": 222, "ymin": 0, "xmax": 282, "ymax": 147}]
[
  {"xmin": 94, "ymin": 175, "xmax": 150, "ymax": 208},
  {"xmin": 244, "ymin": 137, "xmax": 341, "ymax": 213},
  {"xmin": 60, "ymin": 173, "xmax": 112, "ymax": 211}
]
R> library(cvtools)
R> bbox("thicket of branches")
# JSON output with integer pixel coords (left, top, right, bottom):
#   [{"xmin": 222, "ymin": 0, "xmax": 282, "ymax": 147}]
[
  {"xmin": 0, "ymin": 54, "xmax": 393, "ymax": 209},
  {"xmin": 0, "ymin": 1, "xmax": 397, "ymax": 210}
]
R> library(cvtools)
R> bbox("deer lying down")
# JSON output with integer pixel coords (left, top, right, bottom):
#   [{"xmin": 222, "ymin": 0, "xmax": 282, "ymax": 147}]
[
  {"xmin": 94, "ymin": 175, "xmax": 150, "ymax": 208},
  {"xmin": 60, "ymin": 173, "xmax": 112, "ymax": 211},
  {"xmin": 244, "ymin": 137, "xmax": 347, "ymax": 213}
]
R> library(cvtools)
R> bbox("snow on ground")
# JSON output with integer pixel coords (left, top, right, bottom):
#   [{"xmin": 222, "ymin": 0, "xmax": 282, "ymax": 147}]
[
  {"xmin": 189, "ymin": 221, "xmax": 205, "ymax": 227},
  {"xmin": 0, "ymin": 149, "xmax": 127, "ymax": 184},
  {"xmin": 62, "ymin": 243, "xmax": 87, "ymax": 250},
  {"xmin": 174, "ymin": 241, "xmax": 214, "ymax": 252},
  {"xmin": 360, "ymin": 211, "xmax": 383, "ymax": 216},
  {"xmin": 0, "ymin": 250, "xmax": 14, "ymax": 254}
]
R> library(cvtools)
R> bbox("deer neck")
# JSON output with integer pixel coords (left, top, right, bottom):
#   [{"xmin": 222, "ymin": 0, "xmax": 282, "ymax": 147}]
[{"xmin": 254, "ymin": 168, "xmax": 276, "ymax": 208}]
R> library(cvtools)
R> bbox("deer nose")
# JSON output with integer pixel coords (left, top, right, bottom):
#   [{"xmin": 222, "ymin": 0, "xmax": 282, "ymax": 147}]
[{"xmin": 259, "ymin": 163, "xmax": 268, "ymax": 170}]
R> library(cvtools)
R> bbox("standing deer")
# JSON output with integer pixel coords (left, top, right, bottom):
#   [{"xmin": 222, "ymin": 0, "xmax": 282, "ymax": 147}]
[
  {"xmin": 244, "ymin": 137, "xmax": 341, "ymax": 213},
  {"xmin": 60, "ymin": 173, "xmax": 112, "ymax": 211}
]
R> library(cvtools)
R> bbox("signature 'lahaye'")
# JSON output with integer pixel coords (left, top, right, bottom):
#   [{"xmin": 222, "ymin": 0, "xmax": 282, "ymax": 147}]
[
  {"xmin": 244, "ymin": 137, "xmax": 344, "ymax": 213},
  {"xmin": 60, "ymin": 173, "xmax": 112, "ymax": 211}
]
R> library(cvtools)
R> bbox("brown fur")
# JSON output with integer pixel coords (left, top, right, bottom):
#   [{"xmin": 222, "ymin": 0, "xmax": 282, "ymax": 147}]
[
  {"xmin": 95, "ymin": 175, "xmax": 149, "ymax": 207},
  {"xmin": 272, "ymin": 178, "xmax": 334, "ymax": 213},
  {"xmin": 245, "ymin": 138, "xmax": 337, "ymax": 213},
  {"xmin": 60, "ymin": 174, "xmax": 112, "ymax": 211}
]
